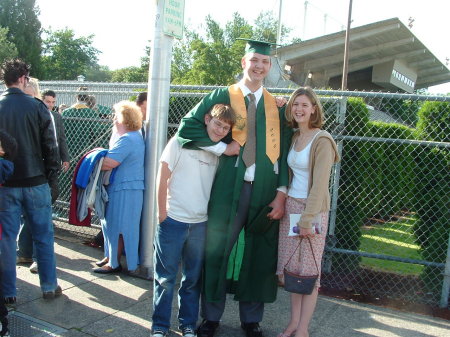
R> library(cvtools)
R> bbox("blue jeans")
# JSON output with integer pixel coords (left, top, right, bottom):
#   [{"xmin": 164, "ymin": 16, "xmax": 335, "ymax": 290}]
[
  {"xmin": 0, "ymin": 184, "xmax": 57, "ymax": 296},
  {"xmin": 17, "ymin": 214, "xmax": 36, "ymax": 260},
  {"xmin": 152, "ymin": 217, "xmax": 206, "ymax": 332}
]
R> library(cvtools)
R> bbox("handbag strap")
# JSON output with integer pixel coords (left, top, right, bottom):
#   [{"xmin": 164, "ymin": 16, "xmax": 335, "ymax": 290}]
[{"xmin": 284, "ymin": 237, "xmax": 320, "ymax": 274}]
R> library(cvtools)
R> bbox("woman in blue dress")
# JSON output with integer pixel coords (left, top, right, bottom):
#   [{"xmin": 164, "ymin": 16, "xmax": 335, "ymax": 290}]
[{"xmin": 93, "ymin": 101, "xmax": 145, "ymax": 274}]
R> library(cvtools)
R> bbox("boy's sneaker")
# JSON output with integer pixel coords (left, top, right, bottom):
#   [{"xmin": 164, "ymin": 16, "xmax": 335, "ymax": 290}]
[
  {"xmin": 181, "ymin": 326, "xmax": 196, "ymax": 337},
  {"xmin": 150, "ymin": 329, "xmax": 168, "ymax": 337}
]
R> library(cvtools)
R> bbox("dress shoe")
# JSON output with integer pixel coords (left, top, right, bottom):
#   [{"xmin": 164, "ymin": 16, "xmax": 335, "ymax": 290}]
[
  {"xmin": 4, "ymin": 297, "xmax": 16, "ymax": 305},
  {"xmin": 16, "ymin": 257, "xmax": 33, "ymax": 264},
  {"xmin": 43, "ymin": 285, "xmax": 62, "ymax": 300},
  {"xmin": 93, "ymin": 265, "xmax": 122, "ymax": 274},
  {"xmin": 95, "ymin": 258, "xmax": 109, "ymax": 267},
  {"xmin": 241, "ymin": 322, "xmax": 263, "ymax": 337},
  {"xmin": 197, "ymin": 319, "xmax": 219, "ymax": 337}
]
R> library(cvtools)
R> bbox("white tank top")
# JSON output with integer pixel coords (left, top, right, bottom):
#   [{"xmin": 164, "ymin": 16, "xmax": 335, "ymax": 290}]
[{"xmin": 287, "ymin": 132, "xmax": 320, "ymax": 198}]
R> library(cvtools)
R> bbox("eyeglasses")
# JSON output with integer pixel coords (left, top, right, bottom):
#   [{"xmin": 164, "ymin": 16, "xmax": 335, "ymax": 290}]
[{"xmin": 212, "ymin": 119, "xmax": 231, "ymax": 133}]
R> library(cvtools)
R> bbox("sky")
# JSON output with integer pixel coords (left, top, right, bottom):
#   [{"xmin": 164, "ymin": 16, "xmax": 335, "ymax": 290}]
[{"xmin": 35, "ymin": 0, "xmax": 450, "ymax": 93}]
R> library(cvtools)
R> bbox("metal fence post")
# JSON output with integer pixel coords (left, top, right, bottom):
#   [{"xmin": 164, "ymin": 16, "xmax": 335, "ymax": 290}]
[
  {"xmin": 323, "ymin": 97, "xmax": 347, "ymax": 273},
  {"xmin": 140, "ymin": 0, "xmax": 174, "ymax": 278},
  {"xmin": 440, "ymin": 231, "xmax": 450, "ymax": 308}
]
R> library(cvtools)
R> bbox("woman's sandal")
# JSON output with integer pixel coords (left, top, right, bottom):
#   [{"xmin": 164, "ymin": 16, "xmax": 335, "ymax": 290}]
[{"xmin": 277, "ymin": 330, "xmax": 296, "ymax": 337}]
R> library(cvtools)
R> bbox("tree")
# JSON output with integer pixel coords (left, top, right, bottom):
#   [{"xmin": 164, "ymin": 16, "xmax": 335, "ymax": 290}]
[
  {"xmin": 0, "ymin": 27, "xmax": 18, "ymax": 64},
  {"xmin": 85, "ymin": 64, "xmax": 112, "ymax": 82},
  {"xmin": 109, "ymin": 44, "xmax": 150, "ymax": 83},
  {"xmin": 253, "ymin": 11, "xmax": 291, "ymax": 43},
  {"xmin": 41, "ymin": 28, "xmax": 100, "ymax": 80},
  {"xmin": 110, "ymin": 66, "xmax": 147, "ymax": 83},
  {"xmin": 171, "ymin": 28, "xmax": 199, "ymax": 83},
  {"xmin": 0, "ymin": 0, "xmax": 42, "ymax": 76},
  {"xmin": 170, "ymin": 11, "xmax": 294, "ymax": 85},
  {"xmin": 171, "ymin": 14, "xmax": 252, "ymax": 85}
]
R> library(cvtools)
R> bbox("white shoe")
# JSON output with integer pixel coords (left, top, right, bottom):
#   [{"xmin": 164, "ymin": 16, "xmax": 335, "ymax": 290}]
[
  {"xmin": 150, "ymin": 330, "xmax": 168, "ymax": 337},
  {"xmin": 29, "ymin": 262, "xmax": 38, "ymax": 273},
  {"xmin": 181, "ymin": 327, "xmax": 196, "ymax": 337}
]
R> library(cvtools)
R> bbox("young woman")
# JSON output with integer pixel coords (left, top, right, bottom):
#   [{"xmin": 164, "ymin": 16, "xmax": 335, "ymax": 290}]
[{"xmin": 277, "ymin": 87, "xmax": 339, "ymax": 337}]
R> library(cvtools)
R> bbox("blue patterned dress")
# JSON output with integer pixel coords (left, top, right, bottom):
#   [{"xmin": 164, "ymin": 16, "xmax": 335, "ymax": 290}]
[{"xmin": 103, "ymin": 131, "xmax": 145, "ymax": 270}]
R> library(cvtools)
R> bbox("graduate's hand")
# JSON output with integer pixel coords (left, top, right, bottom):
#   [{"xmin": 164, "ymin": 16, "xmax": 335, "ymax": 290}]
[
  {"xmin": 275, "ymin": 96, "xmax": 288, "ymax": 107},
  {"xmin": 267, "ymin": 191, "xmax": 286, "ymax": 220},
  {"xmin": 223, "ymin": 140, "xmax": 240, "ymax": 156}
]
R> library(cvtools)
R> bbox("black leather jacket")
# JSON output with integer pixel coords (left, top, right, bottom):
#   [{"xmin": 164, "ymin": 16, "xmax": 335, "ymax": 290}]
[{"xmin": 0, "ymin": 87, "xmax": 59, "ymax": 187}]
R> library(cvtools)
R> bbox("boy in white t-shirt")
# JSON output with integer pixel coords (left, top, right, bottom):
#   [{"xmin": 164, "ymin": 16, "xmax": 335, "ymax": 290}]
[{"xmin": 151, "ymin": 104, "xmax": 236, "ymax": 337}]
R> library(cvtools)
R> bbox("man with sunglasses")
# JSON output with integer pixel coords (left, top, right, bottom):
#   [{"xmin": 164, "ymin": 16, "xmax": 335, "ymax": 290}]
[{"xmin": 0, "ymin": 59, "xmax": 61, "ymax": 303}]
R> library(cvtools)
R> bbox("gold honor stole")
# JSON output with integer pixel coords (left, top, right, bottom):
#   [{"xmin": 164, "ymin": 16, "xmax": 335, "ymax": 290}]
[{"xmin": 228, "ymin": 84, "xmax": 280, "ymax": 164}]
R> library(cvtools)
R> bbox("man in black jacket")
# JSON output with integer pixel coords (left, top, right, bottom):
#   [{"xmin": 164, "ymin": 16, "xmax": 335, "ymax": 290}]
[
  {"xmin": 42, "ymin": 89, "xmax": 70, "ymax": 201},
  {"xmin": 0, "ymin": 59, "xmax": 62, "ymax": 302}
]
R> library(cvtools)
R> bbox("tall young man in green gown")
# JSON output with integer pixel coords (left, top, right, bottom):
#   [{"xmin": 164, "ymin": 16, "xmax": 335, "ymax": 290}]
[{"xmin": 177, "ymin": 40, "xmax": 291, "ymax": 337}]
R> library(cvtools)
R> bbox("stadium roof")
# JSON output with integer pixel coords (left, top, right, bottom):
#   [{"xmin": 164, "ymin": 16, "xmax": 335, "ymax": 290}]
[{"xmin": 269, "ymin": 18, "xmax": 450, "ymax": 92}]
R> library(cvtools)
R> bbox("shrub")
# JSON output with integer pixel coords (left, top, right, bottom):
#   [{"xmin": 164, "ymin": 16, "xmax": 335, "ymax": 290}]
[
  {"xmin": 416, "ymin": 101, "xmax": 450, "ymax": 142},
  {"xmin": 379, "ymin": 98, "xmax": 422, "ymax": 127},
  {"xmin": 332, "ymin": 98, "xmax": 368, "ymax": 271},
  {"xmin": 333, "ymin": 98, "xmax": 417, "ymax": 272},
  {"xmin": 413, "ymin": 101, "xmax": 450, "ymax": 291},
  {"xmin": 364, "ymin": 122, "xmax": 416, "ymax": 219}
]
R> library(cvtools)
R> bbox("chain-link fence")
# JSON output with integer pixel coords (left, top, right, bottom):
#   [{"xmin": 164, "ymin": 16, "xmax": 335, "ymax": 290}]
[{"xmin": 3, "ymin": 81, "xmax": 448, "ymax": 308}]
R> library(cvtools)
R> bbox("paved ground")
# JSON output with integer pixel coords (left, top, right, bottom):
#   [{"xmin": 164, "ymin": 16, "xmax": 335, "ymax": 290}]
[{"xmin": 5, "ymin": 232, "xmax": 450, "ymax": 337}]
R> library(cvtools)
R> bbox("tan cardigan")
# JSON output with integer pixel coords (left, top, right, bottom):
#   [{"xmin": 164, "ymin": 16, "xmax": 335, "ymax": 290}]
[{"xmin": 289, "ymin": 130, "xmax": 340, "ymax": 229}]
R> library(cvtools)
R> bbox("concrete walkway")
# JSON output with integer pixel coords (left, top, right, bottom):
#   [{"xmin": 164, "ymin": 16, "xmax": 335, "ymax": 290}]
[{"xmin": 6, "ymin": 232, "xmax": 450, "ymax": 337}]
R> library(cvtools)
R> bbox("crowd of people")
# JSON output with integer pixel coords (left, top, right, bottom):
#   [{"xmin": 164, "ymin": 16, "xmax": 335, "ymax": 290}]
[{"xmin": 0, "ymin": 38, "xmax": 339, "ymax": 337}]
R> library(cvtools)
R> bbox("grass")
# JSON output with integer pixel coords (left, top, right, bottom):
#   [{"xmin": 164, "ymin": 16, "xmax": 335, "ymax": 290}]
[{"xmin": 359, "ymin": 214, "xmax": 424, "ymax": 275}]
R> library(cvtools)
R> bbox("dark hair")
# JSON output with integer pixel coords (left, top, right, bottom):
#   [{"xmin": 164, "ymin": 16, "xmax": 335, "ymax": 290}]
[
  {"xmin": 0, "ymin": 129, "xmax": 18, "ymax": 161},
  {"xmin": 42, "ymin": 90, "xmax": 56, "ymax": 98},
  {"xmin": 0, "ymin": 59, "xmax": 31, "ymax": 86},
  {"xmin": 136, "ymin": 92, "xmax": 147, "ymax": 106},
  {"xmin": 77, "ymin": 86, "xmax": 89, "ymax": 102},
  {"xmin": 86, "ymin": 95, "xmax": 96, "ymax": 108},
  {"xmin": 285, "ymin": 86, "xmax": 324, "ymax": 129},
  {"xmin": 209, "ymin": 104, "xmax": 237, "ymax": 127}
]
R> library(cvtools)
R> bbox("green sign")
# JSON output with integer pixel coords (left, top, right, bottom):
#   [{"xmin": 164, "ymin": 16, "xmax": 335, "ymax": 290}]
[{"xmin": 163, "ymin": 0, "xmax": 185, "ymax": 39}]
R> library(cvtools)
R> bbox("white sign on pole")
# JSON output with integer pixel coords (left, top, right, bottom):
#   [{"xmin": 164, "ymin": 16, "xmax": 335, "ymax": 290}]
[{"xmin": 163, "ymin": 0, "xmax": 185, "ymax": 39}]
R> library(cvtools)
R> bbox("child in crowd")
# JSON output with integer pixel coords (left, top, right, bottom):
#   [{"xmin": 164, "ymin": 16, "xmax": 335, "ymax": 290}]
[
  {"xmin": 0, "ymin": 129, "xmax": 18, "ymax": 337},
  {"xmin": 151, "ymin": 104, "xmax": 236, "ymax": 337}
]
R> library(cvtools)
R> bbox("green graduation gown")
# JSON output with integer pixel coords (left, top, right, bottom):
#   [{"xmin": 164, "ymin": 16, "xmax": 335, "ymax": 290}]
[{"xmin": 177, "ymin": 87, "xmax": 291, "ymax": 303}]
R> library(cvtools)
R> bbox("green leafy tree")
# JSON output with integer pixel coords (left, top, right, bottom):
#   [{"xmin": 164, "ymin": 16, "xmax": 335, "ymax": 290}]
[
  {"xmin": 172, "ymin": 14, "xmax": 252, "ymax": 85},
  {"xmin": 110, "ymin": 45, "xmax": 150, "ymax": 83},
  {"xmin": 170, "ymin": 11, "xmax": 294, "ymax": 85},
  {"xmin": 171, "ymin": 28, "xmax": 199, "ymax": 83},
  {"xmin": 0, "ymin": 27, "xmax": 18, "ymax": 64},
  {"xmin": 110, "ymin": 66, "xmax": 147, "ymax": 82},
  {"xmin": 85, "ymin": 64, "xmax": 112, "ymax": 82},
  {"xmin": 0, "ymin": 0, "xmax": 42, "ymax": 76},
  {"xmin": 41, "ymin": 28, "xmax": 100, "ymax": 80},
  {"xmin": 253, "ymin": 11, "xmax": 291, "ymax": 43}
]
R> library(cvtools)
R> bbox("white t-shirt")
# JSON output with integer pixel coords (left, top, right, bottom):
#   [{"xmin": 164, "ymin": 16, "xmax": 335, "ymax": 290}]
[{"xmin": 160, "ymin": 137, "xmax": 219, "ymax": 223}]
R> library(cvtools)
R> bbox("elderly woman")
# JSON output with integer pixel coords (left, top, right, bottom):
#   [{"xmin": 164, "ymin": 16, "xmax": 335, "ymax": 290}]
[{"xmin": 93, "ymin": 101, "xmax": 145, "ymax": 274}]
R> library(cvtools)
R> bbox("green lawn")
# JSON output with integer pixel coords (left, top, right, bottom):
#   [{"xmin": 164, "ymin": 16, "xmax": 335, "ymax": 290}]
[{"xmin": 359, "ymin": 215, "xmax": 423, "ymax": 275}]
